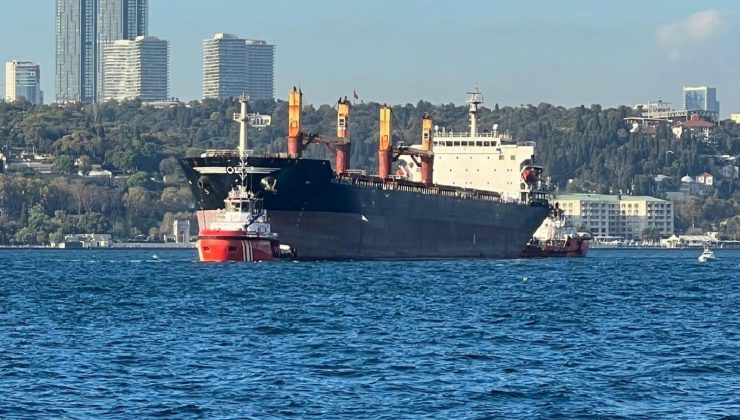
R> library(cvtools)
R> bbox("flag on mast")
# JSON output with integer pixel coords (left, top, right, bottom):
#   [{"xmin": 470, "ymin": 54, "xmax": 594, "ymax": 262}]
[{"xmin": 353, "ymin": 89, "xmax": 359, "ymax": 100}]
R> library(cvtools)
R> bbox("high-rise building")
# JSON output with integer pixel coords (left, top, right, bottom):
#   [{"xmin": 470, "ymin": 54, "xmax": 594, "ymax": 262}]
[
  {"xmin": 244, "ymin": 39, "xmax": 275, "ymax": 100},
  {"xmin": 683, "ymin": 86, "xmax": 719, "ymax": 114},
  {"xmin": 5, "ymin": 61, "xmax": 43, "ymax": 105},
  {"xmin": 103, "ymin": 36, "xmax": 168, "ymax": 101},
  {"xmin": 55, "ymin": 0, "xmax": 147, "ymax": 103},
  {"xmin": 203, "ymin": 34, "xmax": 275, "ymax": 100},
  {"xmin": 203, "ymin": 33, "xmax": 247, "ymax": 99},
  {"xmin": 97, "ymin": 0, "xmax": 148, "ymax": 101}
]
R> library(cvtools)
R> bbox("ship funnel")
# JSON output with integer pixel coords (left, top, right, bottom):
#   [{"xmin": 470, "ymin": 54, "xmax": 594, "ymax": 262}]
[
  {"xmin": 287, "ymin": 87, "xmax": 302, "ymax": 158},
  {"xmin": 335, "ymin": 97, "xmax": 351, "ymax": 174},
  {"xmin": 378, "ymin": 105, "xmax": 392, "ymax": 179},
  {"xmin": 420, "ymin": 113, "xmax": 434, "ymax": 185}
]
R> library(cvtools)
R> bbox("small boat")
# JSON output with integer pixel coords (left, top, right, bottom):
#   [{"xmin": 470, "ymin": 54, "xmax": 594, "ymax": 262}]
[
  {"xmin": 196, "ymin": 183, "xmax": 295, "ymax": 262},
  {"xmin": 521, "ymin": 235, "xmax": 590, "ymax": 258},
  {"xmin": 697, "ymin": 247, "xmax": 716, "ymax": 263},
  {"xmin": 521, "ymin": 208, "xmax": 589, "ymax": 258}
]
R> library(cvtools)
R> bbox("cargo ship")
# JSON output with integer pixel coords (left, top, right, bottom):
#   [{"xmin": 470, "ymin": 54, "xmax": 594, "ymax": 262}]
[{"xmin": 180, "ymin": 88, "xmax": 550, "ymax": 260}]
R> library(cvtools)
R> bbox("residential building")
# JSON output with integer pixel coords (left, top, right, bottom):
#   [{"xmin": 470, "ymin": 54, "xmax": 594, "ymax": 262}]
[
  {"xmin": 96, "ymin": 0, "xmax": 148, "ymax": 101},
  {"xmin": 203, "ymin": 34, "xmax": 275, "ymax": 100},
  {"xmin": 678, "ymin": 175, "xmax": 711, "ymax": 196},
  {"xmin": 203, "ymin": 33, "xmax": 247, "ymax": 99},
  {"xmin": 683, "ymin": 86, "xmax": 719, "ymax": 115},
  {"xmin": 103, "ymin": 35, "xmax": 168, "ymax": 101},
  {"xmin": 55, "ymin": 0, "xmax": 147, "ymax": 102},
  {"xmin": 731, "ymin": 113, "xmax": 740, "ymax": 124},
  {"xmin": 553, "ymin": 193, "xmax": 674, "ymax": 240},
  {"xmin": 244, "ymin": 39, "xmax": 275, "ymax": 100},
  {"xmin": 671, "ymin": 113, "xmax": 715, "ymax": 141},
  {"xmin": 695, "ymin": 172, "xmax": 714, "ymax": 187},
  {"xmin": 5, "ymin": 61, "xmax": 43, "ymax": 104}
]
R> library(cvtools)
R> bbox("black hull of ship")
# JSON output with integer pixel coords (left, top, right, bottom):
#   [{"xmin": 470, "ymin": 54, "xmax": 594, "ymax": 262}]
[{"xmin": 180, "ymin": 155, "xmax": 550, "ymax": 260}]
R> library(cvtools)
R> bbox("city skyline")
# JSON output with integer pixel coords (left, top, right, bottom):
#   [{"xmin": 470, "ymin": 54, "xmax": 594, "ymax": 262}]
[
  {"xmin": 55, "ymin": 0, "xmax": 148, "ymax": 102},
  {"xmin": 2, "ymin": 0, "xmax": 739, "ymax": 114}
]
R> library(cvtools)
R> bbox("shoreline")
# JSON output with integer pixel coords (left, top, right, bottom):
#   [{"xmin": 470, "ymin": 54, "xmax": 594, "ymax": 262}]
[{"xmin": 0, "ymin": 243, "xmax": 195, "ymax": 250}]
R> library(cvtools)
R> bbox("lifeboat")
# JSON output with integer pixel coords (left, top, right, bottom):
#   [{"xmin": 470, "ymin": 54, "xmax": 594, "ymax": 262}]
[{"xmin": 521, "ymin": 164, "xmax": 543, "ymax": 185}]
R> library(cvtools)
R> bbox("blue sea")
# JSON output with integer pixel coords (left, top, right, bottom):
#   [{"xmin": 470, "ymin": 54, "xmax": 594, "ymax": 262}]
[{"xmin": 1, "ymin": 249, "xmax": 739, "ymax": 418}]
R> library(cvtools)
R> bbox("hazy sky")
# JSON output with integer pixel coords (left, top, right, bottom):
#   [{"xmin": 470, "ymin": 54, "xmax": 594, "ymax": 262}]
[{"xmin": 2, "ymin": 0, "xmax": 739, "ymax": 115}]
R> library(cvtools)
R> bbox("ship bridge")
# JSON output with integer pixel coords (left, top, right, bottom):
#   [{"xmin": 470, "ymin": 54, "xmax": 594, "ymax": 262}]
[{"xmin": 397, "ymin": 88, "xmax": 539, "ymax": 202}]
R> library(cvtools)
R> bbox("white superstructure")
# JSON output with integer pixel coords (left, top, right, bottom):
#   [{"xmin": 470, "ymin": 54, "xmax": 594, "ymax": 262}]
[{"xmin": 399, "ymin": 88, "xmax": 537, "ymax": 202}]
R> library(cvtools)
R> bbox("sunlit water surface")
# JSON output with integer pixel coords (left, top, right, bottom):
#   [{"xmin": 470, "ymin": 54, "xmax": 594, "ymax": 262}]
[{"xmin": 1, "ymin": 249, "xmax": 739, "ymax": 418}]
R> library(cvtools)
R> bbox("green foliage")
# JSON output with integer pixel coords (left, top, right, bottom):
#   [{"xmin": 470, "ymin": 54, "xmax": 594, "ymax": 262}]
[
  {"xmin": 127, "ymin": 171, "xmax": 152, "ymax": 189},
  {"xmin": 51, "ymin": 154, "xmax": 76, "ymax": 175},
  {"xmin": 641, "ymin": 227, "xmax": 662, "ymax": 242},
  {"xmin": 0, "ymin": 97, "xmax": 738, "ymax": 243}
]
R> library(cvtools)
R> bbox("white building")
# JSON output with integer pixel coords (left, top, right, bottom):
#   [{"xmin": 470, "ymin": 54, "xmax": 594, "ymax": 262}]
[
  {"xmin": 173, "ymin": 219, "xmax": 191, "ymax": 243},
  {"xmin": 203, "ymin": 33, "xmax": 246, "ymax": 99},
  {"xmin": 731, "ymin": 113, "xmax": 740, "ymax": 124},
  {"xmin": 103, "ymin": 35, "xmax": 168, "ymax": 101},
  {"xmin": 203, "ymin": 33, "xmax": 275, "ymax": 100},
  {"xmin": 5, "ymin": 61, "xmax": 43, "ymax": 104},
  {"xmin": 553, "ymin": 193, "xmax": 674, "ymax": 240}
]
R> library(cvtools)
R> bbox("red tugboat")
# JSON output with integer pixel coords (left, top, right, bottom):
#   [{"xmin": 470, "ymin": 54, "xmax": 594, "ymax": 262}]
[
  {"xmin": 520, "ymin": 207, "xmax": 590, "ymax": 258},
  {"xmin": 196, "ymin": 183, "xmax": 292, "ymax": 262},
  {"xmin": 195, "ymin": 96, "xmax": 295, "ymax": 262}
]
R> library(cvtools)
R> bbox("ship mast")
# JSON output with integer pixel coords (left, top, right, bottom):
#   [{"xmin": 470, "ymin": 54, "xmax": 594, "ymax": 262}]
[
  {"xmin": 466, "ymin": 87, "xmax": 483, "ymax": 138},
  {"xmin": 235, "ymin": 95, "xmax": 249, "ymax": 156},
  {"xmin": 233, "ymin": 94, "xmax": 271, "ymax": 157}
]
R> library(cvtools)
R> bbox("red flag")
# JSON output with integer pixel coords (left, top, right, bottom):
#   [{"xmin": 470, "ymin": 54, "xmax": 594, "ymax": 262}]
[{"xmin": 353, "ymin": 90, "xmax": 359, "ymax": 100}]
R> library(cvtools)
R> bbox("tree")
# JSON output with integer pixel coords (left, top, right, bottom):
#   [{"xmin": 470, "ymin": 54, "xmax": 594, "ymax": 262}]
[
  {"xmin": 641, "ymin": 227, "xmax": 662, "ymax": 242},
  {"xmin": 77, "ymin": 212, "xmax": 112, "ymax": 233},
  {"xmin": 127, "ymin": 171, "xmax": 152, "ymax": 189},
  {"xmin": 51, "ymin": 155, "xmax": 76, "ymax": 175}
]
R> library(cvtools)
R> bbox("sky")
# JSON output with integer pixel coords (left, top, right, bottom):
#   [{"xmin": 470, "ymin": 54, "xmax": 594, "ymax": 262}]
[{"xmin": 2, "ymin": 0, "xmax": 739, "ymax": 115}]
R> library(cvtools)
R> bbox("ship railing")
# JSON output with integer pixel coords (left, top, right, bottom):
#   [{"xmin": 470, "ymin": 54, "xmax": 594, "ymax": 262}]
[
  {"xmin": 202, "ymin": 149, "xmax": 240, "ymax": 158},
  {"xmin": 434, "ymin": 131, "xmax": 506, "ymax": 139},
  {"xmin": 201, "ymin": 149, "xmax": 260, "ymax": 158},
  {"xmin": 343, "ymin": 169, "xmax": 367, "ymax": 176},
  {"xmin": 332, "ymin": 176, "xmax": 503, "ymax": 202},
  {"xmin": 516, "ymin": 141, "xmax": 537, "ymax": 147}
]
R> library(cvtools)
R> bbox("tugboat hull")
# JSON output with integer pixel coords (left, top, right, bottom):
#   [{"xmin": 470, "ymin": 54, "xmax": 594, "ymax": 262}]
[
  {"xmin": 520, "ymin": 237, "xmax": 590, "ymax": 258},
  {"xmin": 197, "ymin": 230, "xmax": 280, "ymax": 262}
]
